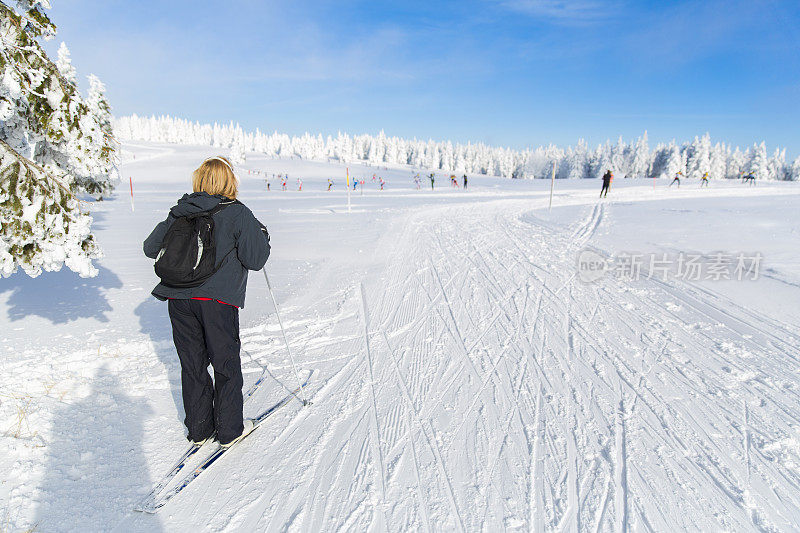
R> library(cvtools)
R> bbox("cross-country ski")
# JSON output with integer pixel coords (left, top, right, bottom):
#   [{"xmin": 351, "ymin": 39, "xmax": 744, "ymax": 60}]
[{"xmin": 138, "ymin": 374, "xmax": 312, "ymax": 514}]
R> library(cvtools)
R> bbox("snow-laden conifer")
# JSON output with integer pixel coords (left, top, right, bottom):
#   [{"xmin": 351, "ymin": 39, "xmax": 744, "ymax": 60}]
[
  {"xmin": 0, "ymin": 0, "xmax": 117, "ymax": 277},
  {"xmin": 56, "ymin": 41, "xmax": 76, "ymax": 83}
]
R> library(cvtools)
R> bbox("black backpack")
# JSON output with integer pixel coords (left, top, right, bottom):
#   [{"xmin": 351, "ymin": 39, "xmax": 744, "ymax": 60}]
[{"xmin": 154, "ymin": 200, "xmax": 239, "ymax": 288}]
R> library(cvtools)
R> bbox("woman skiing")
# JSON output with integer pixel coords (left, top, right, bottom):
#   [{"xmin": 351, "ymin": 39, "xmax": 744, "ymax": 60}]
[{"xmin": 143, "ymin": 156, "xmax": 271, "ymax": 448}]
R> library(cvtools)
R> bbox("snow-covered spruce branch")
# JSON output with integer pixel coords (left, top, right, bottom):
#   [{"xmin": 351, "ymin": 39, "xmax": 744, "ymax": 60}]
[
  {"xmin": 0, "ymin": 138, "xmax": 100, "ymax": 278},
  {"xmin": 116, "ymin": 115, "xmax": 799, "ymax": 181}
]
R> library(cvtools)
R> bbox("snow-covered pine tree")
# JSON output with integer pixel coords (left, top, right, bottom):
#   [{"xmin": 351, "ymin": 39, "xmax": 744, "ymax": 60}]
[
  {"xmin": 729, "ymin": 147, "xmax": 746, "ymax": 178},
  {"xmin": 630, "ymin": 131, "xmax": 650, "ymax": 178},
  {"xmin": 686, "ymin": 133, "xmax": 711, "ymax": 179},
  {"xmin": 750, "ymin": 142, "xmax": 769, "ymax": 180},
  {"xmin": 663, "ymin": 142, "xmax": 682, "ymax": 178},
  {"xmin": 790, "ymin": 156, "xmax": 800, "ymax": 181},
  {"xmin": 709, "ymin": 142, "xmax": 727, "ymax": 180},
  {"xmin": 56, "ymin": 41, "xmax": 76, "ymax": 83},
  {"xmin": 0, "ymin": 0, "xmax": 115, "ymax": 277},
  {"xmin": 230, "ymin": 131, "xmax": 245, "ymax": 164},
  {"xmin": 767, "ymin": 147, "xmax": 786, "ymax": 181},
  {"xmin": 82, "ymin": 73, "xmax": 118, "ymax": 196}
]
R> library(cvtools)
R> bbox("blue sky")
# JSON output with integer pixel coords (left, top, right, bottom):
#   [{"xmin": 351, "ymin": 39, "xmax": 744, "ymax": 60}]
[{"xmin": 46, "ymin": 0, "xmax": 800, "ymax": 156}]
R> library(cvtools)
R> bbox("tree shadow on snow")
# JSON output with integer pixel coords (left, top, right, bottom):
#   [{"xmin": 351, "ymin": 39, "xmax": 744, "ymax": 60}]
[
  {"xmin": 134, "ymin": 297, "xmax": 185, "ymax": 424},
  {"xmin": 33, "ymin": 365, "xmax": 162, "ymax": 532},
  {"xmin": 0, "ymin": 265, "xmax": 122, "ymax": 324}
]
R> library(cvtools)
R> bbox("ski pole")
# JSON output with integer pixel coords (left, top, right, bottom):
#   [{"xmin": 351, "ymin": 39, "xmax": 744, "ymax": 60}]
[{"xmin": 262, "ymin": 268, "xmax": 309, "ymax": 406}]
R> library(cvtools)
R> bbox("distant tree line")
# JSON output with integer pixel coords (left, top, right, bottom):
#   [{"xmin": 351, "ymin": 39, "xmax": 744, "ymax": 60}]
[{"xmin": 116, "ymin": 115, "xmax": 798, "ymax": 181}]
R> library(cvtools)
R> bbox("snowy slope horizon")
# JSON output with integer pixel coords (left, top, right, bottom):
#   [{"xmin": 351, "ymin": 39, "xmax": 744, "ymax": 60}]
[{"xmin": 116, "ymin": 115, "xmax": 800, "ymax": 182}]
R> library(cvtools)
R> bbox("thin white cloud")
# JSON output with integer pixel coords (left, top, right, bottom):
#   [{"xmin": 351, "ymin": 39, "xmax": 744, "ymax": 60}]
[{"xmin": 498, "ymin": 0, "xmax": 619, "ymax": 23}]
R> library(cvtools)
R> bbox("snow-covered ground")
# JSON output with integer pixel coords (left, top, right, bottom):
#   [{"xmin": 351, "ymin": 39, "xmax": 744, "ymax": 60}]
[{"xmin": 2, "ymin": 143, "xmax": 800, "ymax": 532}]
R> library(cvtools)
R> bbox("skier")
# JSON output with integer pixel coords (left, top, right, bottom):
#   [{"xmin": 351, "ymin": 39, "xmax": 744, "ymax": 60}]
[
  {"xmin": 429, "ymin": 173, "xmax": 435, "ymax": 190},
  {"xmin": 700, "ymin": 172, "xmax": 709, "ymax": 187},
  {"xmin": 327, "ymin": 179, "xmax": 333, "ymax": 191},
  {"xmin": 463, "ymin": 174, "xmax": 468, "ymax": 189},
  {"xmin": 413, "ymin": 174, "xmax": 421, "ymax": 189},
  {"xmin": 744, "ymin": 172, "xmax": 756, "ymax": 186},
  {"xmin": 281, "ymin": 175, "xmax": 287, "ymax": 191},
  {"xmin": 297, "ymin": 177, "xmax": 303, "ymax": 191},
  {"xmin": 143, "ymin": 156, "xmax": 270, "ymax": 448},
  {"xmin": 379, "ymin": 177, "xmax": 385, "ymax": 190},
  {"xmin": 265, "ymin": 177, "xmax": 270, "ymax": 191},
  {"xmin": 600, "ymin": 169, "xmax": 612, "ymax": 198},
  {"xmin": 669, "ymin": 171, "xmax": 682, "ymax": 188}
]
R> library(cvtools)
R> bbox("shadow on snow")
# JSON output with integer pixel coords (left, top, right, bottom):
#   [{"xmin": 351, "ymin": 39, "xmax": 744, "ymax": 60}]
[
  {"xmin": 0, "ymin": 265, "xmax": 123, "ymax": 324},
  {"xmin": 33, "ymin": 365, "xmax": 161, "ymax": 532}
]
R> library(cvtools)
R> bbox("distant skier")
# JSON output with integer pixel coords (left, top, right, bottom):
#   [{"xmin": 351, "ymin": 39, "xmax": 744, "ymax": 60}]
[
  {"xmin": 353, "ymin": 178, "xmax": 358, "ymax": 190},
  {"xmin": 265, "ymin": 177, "xmax": 270, "ymax": 191},
  {"xmin": 600, "ymin": 169, "xmax": 613, "ymax": 198},
  {"xmin": 297, "ymin": 177, "xmax": 303, "ymax": 191},
  {"xmin": 463, "ymin": 174, "xmax": 468, "ymax": 189},
  {"xmin": 414, "ymin": 174, "xmax": 421, "ymax": 189},
  {"xmin": 700, "ymin": 172, "xmax": 709, "ymax": 187},
  {"xmin": 670, "ymin": 171, "xmax": 682, "ymax": 188},
  {"xmin": 429, "ymin": 173, "xmax": 435, "ymax": 190},
  {"xmin": 744, "ymin": 172, "xmax": 756, "ymax": 186},
  {"xmin": 143, "ymin": 156, "xmax": 270, "ymax": 448},
  {"xmin": 281, "ymin": 176, "xmax": 287, "ymax": 191},
  {"xmin": 379, "ymin": 177, "xmax": 386, "ymax": 190},
  {"xmin": 327, "ymin": 179, "xmax": 333, "ymax": 191}
]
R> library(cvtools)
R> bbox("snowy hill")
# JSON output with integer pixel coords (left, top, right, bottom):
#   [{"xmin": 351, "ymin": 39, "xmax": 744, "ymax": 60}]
[{"xmin": 3, "ymin": 143, "xmax": 800, "ymax": 531}]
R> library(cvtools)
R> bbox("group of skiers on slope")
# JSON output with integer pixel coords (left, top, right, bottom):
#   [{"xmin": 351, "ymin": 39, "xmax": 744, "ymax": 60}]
[
  {"xmin": 669, "ymin": 170, "xmax": 757, "ymax": 188},
  {"xmin": 601, "ymin": 168, "xmax": 759, "ymax": 197},
  {"xmin": 669, "ymin": 171, "xmax": 711, "ymax": 187},
  {"xmin": 262, "ymin": 171, "xmax": 475, "ymax": 192},
  {"xmin": 262, "ymin": 173, "xmax": 301, "ymax": 191},
  {"xmin": 418, "ymin": 172, "xmax": 468, "ymax": 190}
]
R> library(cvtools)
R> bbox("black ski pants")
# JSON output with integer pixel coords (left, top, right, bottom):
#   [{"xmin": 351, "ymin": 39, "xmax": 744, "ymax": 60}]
[
  {"xmin": 168, "ymin": 299, "xmax": 243, "ymax": 444},
  {"xmin": 600, "ymin": 182, "xmax": 610, "ymax": 197}
]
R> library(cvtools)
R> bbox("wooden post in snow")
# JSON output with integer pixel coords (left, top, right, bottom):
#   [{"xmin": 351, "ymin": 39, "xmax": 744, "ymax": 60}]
[{"xmin": 346, "ymin": 167, "xmax": 352, "ymax": 213}]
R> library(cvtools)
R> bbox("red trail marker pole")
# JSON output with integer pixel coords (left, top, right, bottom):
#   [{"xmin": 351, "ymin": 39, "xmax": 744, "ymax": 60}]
[{"xmin": 129, "ymin": 177, "xmax": 135, "ymax": 212}]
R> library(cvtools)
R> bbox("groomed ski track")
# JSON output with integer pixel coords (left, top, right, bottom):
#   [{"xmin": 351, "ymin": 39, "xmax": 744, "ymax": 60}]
[{"xmin": 118, "ymin": 179, "xmax": 800, "ymax": 531}]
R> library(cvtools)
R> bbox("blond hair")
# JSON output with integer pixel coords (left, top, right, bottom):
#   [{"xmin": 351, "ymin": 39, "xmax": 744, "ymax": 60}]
[{"xmin": 192, "ymin": 156, "xmax": 238, "ymax": 199}]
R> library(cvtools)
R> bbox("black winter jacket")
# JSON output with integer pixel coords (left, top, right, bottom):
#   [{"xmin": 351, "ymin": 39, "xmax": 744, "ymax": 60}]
[{"xmin": 143, "ymin": 192, "xmax": 270, "ymax": 308}]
